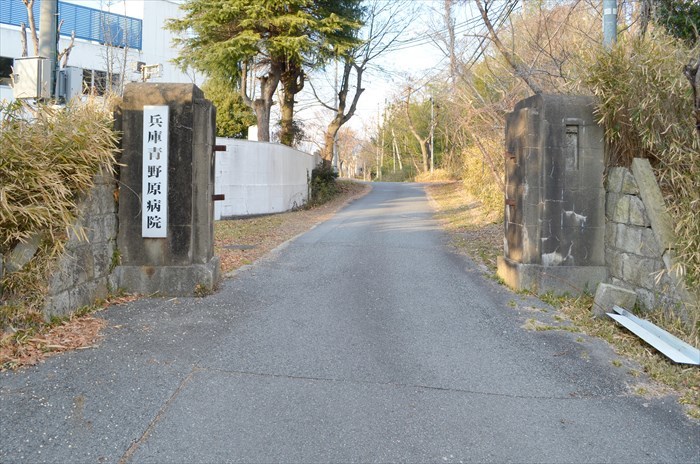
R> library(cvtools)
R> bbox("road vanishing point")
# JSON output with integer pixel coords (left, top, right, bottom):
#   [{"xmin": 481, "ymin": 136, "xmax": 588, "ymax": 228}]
[{"xmin": 1, "ymin": 182, "xmax": 699, "ymax": 463}]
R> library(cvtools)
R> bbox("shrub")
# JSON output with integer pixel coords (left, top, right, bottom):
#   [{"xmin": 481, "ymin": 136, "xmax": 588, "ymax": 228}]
[
  {"xmin": 583, "ymin": 31, "xmax": 700, "ymax": 296},
  {"xmin": 308, "ymin": 163, "xmax": 339, "ymax": 206},
  {"xmin": 0, "ymin": 100, "xmax": 118, "ymax": 313},
  {"xmin": 460, "ymin": 136, "xmax": 505, "ymax": 222}
]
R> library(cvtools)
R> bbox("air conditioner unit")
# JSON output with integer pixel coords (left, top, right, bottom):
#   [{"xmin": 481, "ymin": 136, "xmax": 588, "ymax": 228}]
[{"xmin": 13, "ymin": 57, "xmax": 52, "ymax": 99}]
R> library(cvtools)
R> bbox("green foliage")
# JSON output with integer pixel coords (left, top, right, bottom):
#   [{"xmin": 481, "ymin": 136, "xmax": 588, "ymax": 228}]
[
  {"xmin": 275, "ymin": 119, "xmax": 306, "ymax": 147},
  {"xmin": 168, "ymin": 0, "xmax": 363, "ymax": 144},
  {"xmin": 202, "ymin": 77, "xmax": 256, "ymax": 138},
  {"xmin": 0, "ymin": 100, "xmax": 118, "ymax": 311},
  {"xmin": 167, "ymin": 0, "xmax": 363, "ymax": 84},
  {"xmin": 655, "ymin": 0, "xmax": 700, "ymax": 45},
  {"xmin": 308, "ymin": 163, "xmax": 339, "ymax": 206},
  {"xmin": 583, "ymin": 30, "xmax": 700, "ymax": 294}
]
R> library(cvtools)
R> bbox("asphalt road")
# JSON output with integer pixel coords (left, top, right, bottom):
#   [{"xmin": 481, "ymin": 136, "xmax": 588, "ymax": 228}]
[{"xmin": 1, "ymin": 182, "xmax": 698, "ymax": 463}]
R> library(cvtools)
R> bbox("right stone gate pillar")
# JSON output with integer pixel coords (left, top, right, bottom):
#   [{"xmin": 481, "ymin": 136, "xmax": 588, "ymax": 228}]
[{"xmin": 497, "ymin": 94, "xmax": 608, "ymax": 295}]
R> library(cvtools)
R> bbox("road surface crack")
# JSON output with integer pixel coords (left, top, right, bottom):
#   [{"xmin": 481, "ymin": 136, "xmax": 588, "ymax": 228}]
[
  {"xmin": 201, "ymin": 366, "xmax": 614, "ymax": 401},
  {"xmin": 118, "ymin": 366, "xmax": 199, "ymax": 464}
]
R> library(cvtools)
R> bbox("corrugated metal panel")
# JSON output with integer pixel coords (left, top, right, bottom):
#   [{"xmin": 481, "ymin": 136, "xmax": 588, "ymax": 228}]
[{"xmin": 0, "ymin": 0, "xmax": 142, "ymax": 50}]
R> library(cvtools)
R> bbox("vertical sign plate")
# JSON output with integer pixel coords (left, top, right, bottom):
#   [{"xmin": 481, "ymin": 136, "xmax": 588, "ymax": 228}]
[{"xmin": 142, "ymin": 105, "xmax": 169, "ymax": 238}]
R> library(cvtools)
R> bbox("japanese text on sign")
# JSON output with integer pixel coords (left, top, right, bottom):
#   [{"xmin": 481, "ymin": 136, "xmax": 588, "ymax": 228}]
[{"xmin": 142, "ymin": 105, "xmax": 169, "ymax": 238}]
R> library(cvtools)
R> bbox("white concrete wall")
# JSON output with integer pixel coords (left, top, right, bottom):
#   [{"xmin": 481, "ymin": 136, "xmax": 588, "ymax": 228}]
[{"xmin": 214, "ymin": 139, "xmax": 320, "ymax": 219}]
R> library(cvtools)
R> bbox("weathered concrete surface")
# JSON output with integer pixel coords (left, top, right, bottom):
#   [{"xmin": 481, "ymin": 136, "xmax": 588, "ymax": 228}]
[
  {"xmin": 214, "ymin": 138, "xmax": 319, "ymax": 218},
  {"xmin": 605, "ymin": 161, "xmax": 694, "ymax": 319},
  {"xmin": 631, "ymin": 158, "xmax": 675, "ymax": 247},
  {"xmin": 593, "ymin": 283, "xmax": 638, "ymax": 319},
  {"xmin": 115, "ymin": 83, "xmax": 219, "ymax": 296},
  {"xmin": 500, "ymin": 94, "xmax": 607, "ymax": 295},
  {"xmin": 1, "ymin": 183, "xmax": 698, "ymax": 463}
]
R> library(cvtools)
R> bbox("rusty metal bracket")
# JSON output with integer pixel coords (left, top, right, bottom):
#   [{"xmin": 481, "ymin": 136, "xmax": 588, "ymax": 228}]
[
  {"xmin": 212, "ymin": 194, "xmax": 225, "ymax": 201},
  {"xmin": 213, "ymin": 145, "xmax": 227, "ymax": 152}
]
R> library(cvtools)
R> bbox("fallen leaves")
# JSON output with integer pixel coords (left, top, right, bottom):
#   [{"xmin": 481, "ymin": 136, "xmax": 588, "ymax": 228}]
[
  {"xmin": 0, "ymin": 316, "xmax": 106, "ymax": 370},
  {"xmin": 1, "ymin": 181, "xmax": 369, "ymax": 370}
]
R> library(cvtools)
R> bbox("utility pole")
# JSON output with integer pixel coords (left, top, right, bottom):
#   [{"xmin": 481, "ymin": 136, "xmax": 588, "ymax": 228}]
[
  {"xmin": 603, "ymin": 0, "xmax": 617, "ymax": 48},
  {"xmin": 376, "ymin": 102, "xmax": 381, "ymax": 181},
  {"xmin": 381, "ymin": 99, "xmax": 386, "ymax": 176},
  {"xmin": 39, "ymin": 0, "xmax": 58, "ymax": 99},
  {"xmin": 430, "ymin": 96, "xmax": 435, "ymax": 174}
]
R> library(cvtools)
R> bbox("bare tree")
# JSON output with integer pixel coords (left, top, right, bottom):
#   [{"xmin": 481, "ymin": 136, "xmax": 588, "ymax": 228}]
[
  {"xmin": 404, "ymin": 86, "xmax": 432, "ymax": 173},
  {"xmin": 98, "ymin": 2, "xmax": 134, "ymax": 97},
  {"xmin": 20, "ymin": 23, "xmax": 29, "ymax": 57},
  {"xmin": 56, "ymin": 21, "xmax": 75, "ymax": 69},
  {"xmin": 474, "ymin": 0, "xmax": 542, "ymax": 94},
  {"xmin": 20, "ymin": 0, "xmax": 39, "ymax": 56},
  {"xmin": 311, "ymin": 0, "xmax": 415, "ymax": 163}
]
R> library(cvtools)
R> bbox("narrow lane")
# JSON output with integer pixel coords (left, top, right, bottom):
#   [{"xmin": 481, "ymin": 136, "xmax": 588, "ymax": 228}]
[{"xmin": 1, "ymin": 183, "xmax": 698, "ymax": 463}]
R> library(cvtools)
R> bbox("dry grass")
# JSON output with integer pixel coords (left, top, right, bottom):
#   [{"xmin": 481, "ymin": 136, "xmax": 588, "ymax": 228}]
[
  {"xmin": 553, "ymin": 293, "xmax": 700, "ymax": 419},
  {"xmin": 413, "ymin": 169, "xmax": 457, "ymax": 183},
  {"xmin": 1, "ymin": 100, "xmax": 118, "ymax": 313},
  {"xmin": 216, "ymin": 181, "xmax": 370, "ymax": 274},
  {"xmin": 583, "ymin": 31, "xmax": 700, "ymax": 300},
  {"xmin": 425, "ymin": 181, "xmax": 502, "ymax": 271}
]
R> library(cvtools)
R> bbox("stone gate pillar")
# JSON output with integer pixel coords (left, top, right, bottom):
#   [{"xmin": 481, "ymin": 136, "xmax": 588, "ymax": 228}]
[
  {"xmin": 115, "ymin": 83, "xmax": 220, "ymax": 296},
  {"xmin": 497, "ymin": 94, "xmax": 607, "ymax": 295}
]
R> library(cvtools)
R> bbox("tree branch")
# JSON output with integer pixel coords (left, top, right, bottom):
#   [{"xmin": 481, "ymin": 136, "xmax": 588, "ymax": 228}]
[
  {"xmin": 474, "ymin": 0, "xmax": 542, "ymax": 94},
  {"xmin": 22, "ymin": 0, "xmax": 39, "ymax": 55}
]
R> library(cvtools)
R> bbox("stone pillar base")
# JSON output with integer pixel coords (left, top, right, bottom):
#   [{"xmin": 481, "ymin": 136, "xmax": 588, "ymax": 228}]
[
  {"xmin": 497, "ymin": 256, "xmax": 607, "ymax": 296},
  {"xmin": 115, "ymin": 257, "xmax": 220, "ymax": 296}
]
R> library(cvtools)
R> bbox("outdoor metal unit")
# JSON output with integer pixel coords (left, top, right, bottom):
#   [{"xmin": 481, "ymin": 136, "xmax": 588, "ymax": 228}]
[
  {"xmin": 59, "ymin": 66, "xmax": 84, "ymax": 101},
  {"xmin": 497, "ymin": 94, "xmax": 607, "ymax": 294},
  {"xmin": 12, "ymin": 57, "xmax": 52, "ymax": 99}
]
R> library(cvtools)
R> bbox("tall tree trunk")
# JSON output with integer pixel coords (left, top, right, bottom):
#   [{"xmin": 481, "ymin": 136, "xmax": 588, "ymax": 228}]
[
  {"xmin": 404, "ymin": 88, "xmax": 430, "ymax": 172},
  {"xmin": 20, "ymin": 23, "xmax": 28, "ymax": 57},
  {"xmin": 322, "ymin": 119, "xmax": 341, "ymax": 162},
  {"xmin": 279, "ymin": 87, "xmax": 295, "ymax": 146},
  {"xmin": 241, "ymin": 60, "xmax": 281, "ymax": 142},
  {"xmin": 392, "ymin": 128, "xmax": 403, "ymax": 170},
  {"xmin": 279, "ymin": 62, "xmax": 304, "ymax": 147},
  {"xmin": 253, "ymin": 99, "xmax": 271, "ymax": 142},
  {"xmin": 444, "ymin": 0, "xmax": 458, "ymax": 86}
]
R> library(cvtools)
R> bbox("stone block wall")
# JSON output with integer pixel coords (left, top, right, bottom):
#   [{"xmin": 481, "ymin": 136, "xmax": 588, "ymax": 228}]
[
  {"xmin": 605, "ymin": 159, "xmax": 692, "ymax": 316},
  {"xmin": 43, "ymin": 171, "xmax": 119, "ymax": 317}
]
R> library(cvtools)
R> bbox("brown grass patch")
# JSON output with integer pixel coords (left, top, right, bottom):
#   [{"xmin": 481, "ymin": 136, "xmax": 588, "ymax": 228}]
[
  {"xmin": 425, "ymin": 181, "xmax": 502, "ymax": 271},
  {"xmin": 1, "ymin": 316, "xmax": 106, "ymax": 370}
]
